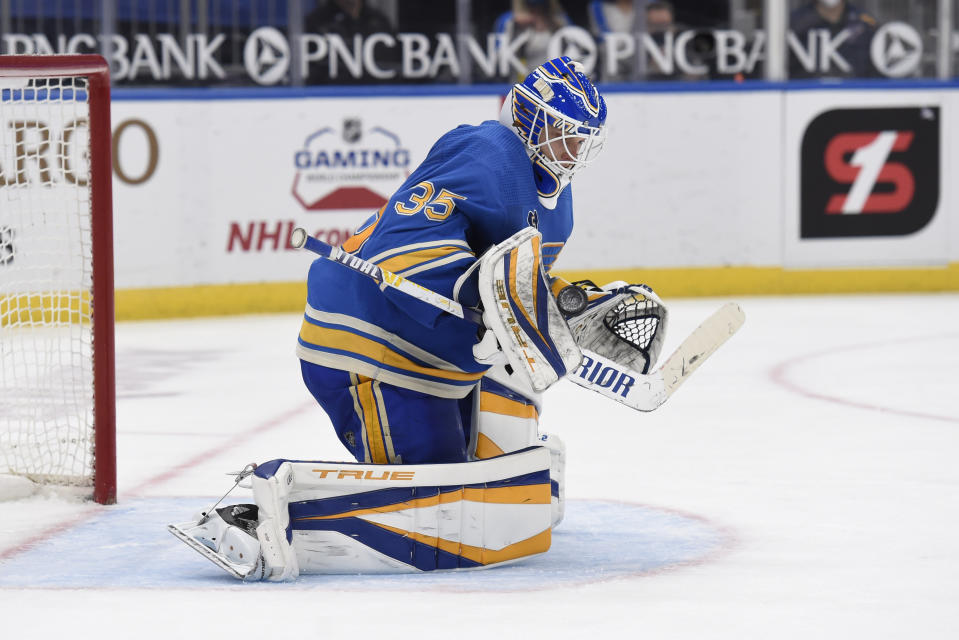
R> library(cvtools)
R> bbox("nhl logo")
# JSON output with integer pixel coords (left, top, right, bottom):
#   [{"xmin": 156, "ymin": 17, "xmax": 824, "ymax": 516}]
[
  {"xmin": 527, "ymin": 209, "xmax": 539, "ymax": 228},
  {"xmin": 343, "ymin": 118, "xmax": 362, "ymax": 143}
]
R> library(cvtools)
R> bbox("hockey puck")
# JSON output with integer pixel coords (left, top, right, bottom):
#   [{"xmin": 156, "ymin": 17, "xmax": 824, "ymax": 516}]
[{"xmin": 556, "ymin": 285, "xmax": 588, "ymax": 317}]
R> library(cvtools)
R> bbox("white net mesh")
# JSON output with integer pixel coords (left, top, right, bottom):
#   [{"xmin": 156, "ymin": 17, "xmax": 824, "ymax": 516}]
[{"xmin": 0, "ymin": 75, "xmax": 95, "ymax": 487}]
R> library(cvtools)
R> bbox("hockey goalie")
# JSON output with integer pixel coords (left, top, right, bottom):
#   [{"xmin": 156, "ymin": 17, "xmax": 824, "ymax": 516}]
[{"xmin": 170, "ymin": 57, "xmax": 741, "ymax": 580}]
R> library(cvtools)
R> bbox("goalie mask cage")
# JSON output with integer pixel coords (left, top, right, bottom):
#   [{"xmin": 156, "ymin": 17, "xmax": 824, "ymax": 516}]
[{"xmin": 0, "ymin": 55, "xmax": 116, "ymax": 504}]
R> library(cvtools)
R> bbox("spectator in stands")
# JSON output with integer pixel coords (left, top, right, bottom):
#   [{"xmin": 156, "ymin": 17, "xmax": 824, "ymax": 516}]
[
  {"xmin": 588, "ymin": 0, "xmax": 705, "ymax": 82},
  {"xmin": 495, "ymin": 0, "xmax": 572, "ymax": 77},
  {"xmin": 789, "ymin": 0, "xmax": 878, "ymax": 79},
  {"xmin": 306, "ymin": 0, "xmax": 392, "ymax": 39},
  {"xmin": 304, "ymin": 0, "xmax": 395, "ymax": 84}
]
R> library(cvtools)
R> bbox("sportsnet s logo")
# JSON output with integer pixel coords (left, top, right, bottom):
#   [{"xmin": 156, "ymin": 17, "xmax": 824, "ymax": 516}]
[{"xmin": 800, "ymin": 107, "xmax": 939, "ymax": 238}]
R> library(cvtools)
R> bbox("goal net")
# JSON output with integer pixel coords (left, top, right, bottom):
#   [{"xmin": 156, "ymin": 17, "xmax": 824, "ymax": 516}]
[{"xmin": 0, "ymin": 55, "xmax": 116, "ymax": 504}]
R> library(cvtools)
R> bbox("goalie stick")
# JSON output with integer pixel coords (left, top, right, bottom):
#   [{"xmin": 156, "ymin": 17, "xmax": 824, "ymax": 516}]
[
  {"xmin": 289, "ymin": 227, "xmax": 586, "ymax": 323},
  {"xmin": 290, "ymin": 227, "xmax": 744, "ymax": 412},
  {"xmin": 290, "ymin": 227, "xmax": 483, "ymax": 325}
]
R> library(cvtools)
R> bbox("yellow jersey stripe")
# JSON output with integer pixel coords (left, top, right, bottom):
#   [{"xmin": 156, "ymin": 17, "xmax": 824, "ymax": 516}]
[
  {"xmin": 305, "ymin": 304, "xmax": 468, "ymax": 373},
  {"xmin": 541, "ymin": 241, "xmax": 563, "ymax": 270},
  {"xmin": 377, "ymin": 245, "xmax": 474, "ymax": 275},
  {"xmin": 299, "ymin": 320, "xmax": 485, "ymax": 383},
  {"xmin": 366, "ymin": 239, "xmax": 472, "ymax": 264},
  {"xmin": 356, "ymin": 381, "xmax": 388, "ymax": 464},
  {"xmin": 372, "ymin": 381, "xmax": 398, "ymax": 463},
  {"xmin": 347, "ymin": 374, "xmax": 371, "ymax": 463},
  {"xmin": 479, "ymin": 392, "xmax": 539, "ymax": 420},
  {"xmin": 394, "ymin": 251, "xmax": 474, "ymax": 279}
]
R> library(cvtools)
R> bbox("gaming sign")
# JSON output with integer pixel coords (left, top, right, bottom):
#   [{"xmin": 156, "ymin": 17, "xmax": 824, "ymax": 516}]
[{"xmin": 291, "ymin": 118, "xmax": 412, "ymax": 211}]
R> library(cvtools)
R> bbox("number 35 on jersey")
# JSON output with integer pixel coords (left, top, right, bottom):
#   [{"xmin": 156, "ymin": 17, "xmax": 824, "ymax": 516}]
[{"xmin": 394, "ymin": 181, "xmax": 468, "ymax": 221}]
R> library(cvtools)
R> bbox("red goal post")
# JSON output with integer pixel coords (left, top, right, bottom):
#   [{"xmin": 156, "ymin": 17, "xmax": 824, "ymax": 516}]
[{"xmin": 0, "ymin": 55, "xmax": 116, "ymax": 504}]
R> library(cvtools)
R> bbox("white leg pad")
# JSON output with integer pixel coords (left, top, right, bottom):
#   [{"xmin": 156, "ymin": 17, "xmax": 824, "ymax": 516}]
[
  {"xmin": 173, "ymin": 450, "xmax": 553, "ymax": 579},
  {"xmin": 472, "ymin": 367, "xmax": 565, "ymax": 528},
  {"xmin": 474, "ymin": 407, "xmax": 538, "ymax": 459},
  {"xmin": 268, "ymin": 447, "xmax": 553, "ymax": 574},
  {"xmin": 251, "ymin": 461, "xmax": 300, "ymax": 581},
  {"xmin": 538, "ymin": 432, "xmax": 566, "ymax": 528},
  {"xmin": 472, "ymin": 364, "xmax": 541, "ymax": 460}
]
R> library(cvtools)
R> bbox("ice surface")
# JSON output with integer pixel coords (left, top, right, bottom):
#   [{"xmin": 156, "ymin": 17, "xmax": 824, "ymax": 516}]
[{"xmin": 1, "ymin": 295, "xmax": 958, "ymax": 638}]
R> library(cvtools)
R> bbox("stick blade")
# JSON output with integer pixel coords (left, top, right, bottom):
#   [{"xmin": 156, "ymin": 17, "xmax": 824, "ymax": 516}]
[
  {"xmin": 567, "ymin": 304, "xmax": 744, "ymax": 413},
  {"xmin": 657, "ymin": 302, "xmax": 745, "ymax": 398}
]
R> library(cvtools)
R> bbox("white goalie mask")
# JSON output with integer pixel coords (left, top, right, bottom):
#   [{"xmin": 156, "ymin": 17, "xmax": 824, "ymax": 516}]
[{"xmin": 499, "ymin": 56, "xmax": 608, "ymax": 209}]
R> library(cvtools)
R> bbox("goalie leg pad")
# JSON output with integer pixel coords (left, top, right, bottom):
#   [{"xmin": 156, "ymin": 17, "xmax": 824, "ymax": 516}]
[
  {"xmin": 477, "ymin": 227, "xmax": 581, "ymax": 392},
  {"xmin": 271, "ymin": 447, "xmax": 552, "ymax": 574},
  {"xmin": 251, "ymin": 461, "xmax": 301, "ymax": 581},
  {"xmin": 538, "ymin": 432, "xmax": 566, "ymax": 528},
  {"xmin": 472, "ymin": 374, "xmax": 540, "ymax": 460},
  {"xmin": 471, "ymin": 368, "xmax": 565, "ymax": 528}
]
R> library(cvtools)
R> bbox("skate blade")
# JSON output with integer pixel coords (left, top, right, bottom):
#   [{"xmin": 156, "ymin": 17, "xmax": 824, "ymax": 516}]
[{"xmin": 168, "ymin": 522, "xmax": 257, "ymax": 580}]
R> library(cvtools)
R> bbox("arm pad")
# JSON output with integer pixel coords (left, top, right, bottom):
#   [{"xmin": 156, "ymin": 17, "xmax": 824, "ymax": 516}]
[{"xmin": 475, "ymin": 228, "xmax": 581, "ymax": 392}]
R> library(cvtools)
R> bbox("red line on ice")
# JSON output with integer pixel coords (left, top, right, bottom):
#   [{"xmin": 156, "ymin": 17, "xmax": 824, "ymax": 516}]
[
  {"xmin": 0, "ymin": 401, "xmax": 312, "ymax": 562},
  {"xmin": 126, "ymin": 400, "xmax": 315, "ymax": 497},
  {"xmin": 768, "ymin": 334, "xmax": 959, "ymax": 425}
]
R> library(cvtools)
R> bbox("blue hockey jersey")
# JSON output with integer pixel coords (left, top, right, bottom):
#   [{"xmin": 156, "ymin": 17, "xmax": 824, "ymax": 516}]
[{"xmin": 296, "ymin": 120, "xmax": 574, "ymax": 398}]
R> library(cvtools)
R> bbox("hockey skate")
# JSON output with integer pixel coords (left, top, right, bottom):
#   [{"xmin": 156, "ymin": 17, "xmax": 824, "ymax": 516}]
[{"xmin": 168, "ymin": 505, "xmax": 265, "ymax": 580}]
